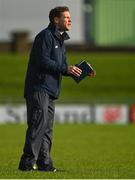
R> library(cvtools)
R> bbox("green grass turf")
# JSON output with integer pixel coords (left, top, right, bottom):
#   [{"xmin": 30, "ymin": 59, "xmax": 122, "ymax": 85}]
[
  {"xmin": 0, "ymin": 123, "xmax": 135, "ymax": 178},
  {"xmin": 0, "ymin": 52, "xmax": 135, "ymax": 103}
]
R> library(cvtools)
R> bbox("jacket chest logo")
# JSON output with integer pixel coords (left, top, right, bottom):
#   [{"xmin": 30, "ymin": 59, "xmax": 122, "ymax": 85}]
[{"xmin": 55, "ymin": 45, "xmax": 58, "ymax": 48}]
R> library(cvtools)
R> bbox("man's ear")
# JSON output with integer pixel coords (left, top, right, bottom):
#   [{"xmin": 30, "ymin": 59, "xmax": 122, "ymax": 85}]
[{"xmin": 54, "ymin": 17, "xmax": 59, "ymax": 24}]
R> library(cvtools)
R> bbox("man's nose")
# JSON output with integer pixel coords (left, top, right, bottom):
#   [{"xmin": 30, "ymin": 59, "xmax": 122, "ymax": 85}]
[{"xmin": 69, "ymin": 19, "xmax": 72, "ymax": 23}]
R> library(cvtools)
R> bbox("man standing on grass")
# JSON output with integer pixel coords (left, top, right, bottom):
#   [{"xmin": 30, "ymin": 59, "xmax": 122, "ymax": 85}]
[{"xmin": 18, "ymin": 6, "xmax": 96, "ymax": 172}]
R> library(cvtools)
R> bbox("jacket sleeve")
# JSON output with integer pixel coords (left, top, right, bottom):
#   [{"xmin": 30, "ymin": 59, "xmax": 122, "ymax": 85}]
[
  {"xmin": 62, "ymin": 56, "xmax": 70, "ymax": 76},
  {"xmin": 39, "ymin": 33, "xmax": 68, "ymax": 74}
]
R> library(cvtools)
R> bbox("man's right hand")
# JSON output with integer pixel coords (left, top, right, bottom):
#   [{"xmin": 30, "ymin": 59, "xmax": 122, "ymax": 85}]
[{"xmin": 67, "ymin": 65, "xmax": 82, "ymax": 77}]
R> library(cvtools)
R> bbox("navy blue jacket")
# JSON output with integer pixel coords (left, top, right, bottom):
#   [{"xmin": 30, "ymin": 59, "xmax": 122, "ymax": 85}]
[{"xmin": 24, "ymin": 23, "xmax": 70, "ymax": 99}]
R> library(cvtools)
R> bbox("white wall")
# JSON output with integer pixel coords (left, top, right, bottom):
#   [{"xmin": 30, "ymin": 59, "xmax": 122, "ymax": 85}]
[{"xmin": 0, "ymin": 0, "xmax": 85, "ymax": 43}]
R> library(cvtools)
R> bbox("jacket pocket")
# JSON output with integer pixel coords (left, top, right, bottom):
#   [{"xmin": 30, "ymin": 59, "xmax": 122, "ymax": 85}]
[
  {"xmin": 46, "ymin": 74, "xmax": 59, "ymax": 93},
  {"xmin": 35, "ymin": 73, "xmax": 46, "ymax": 84}
]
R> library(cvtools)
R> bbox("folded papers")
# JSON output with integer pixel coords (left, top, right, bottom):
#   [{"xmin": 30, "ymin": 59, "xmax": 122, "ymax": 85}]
[{"xmin": 71, "ymin": 60, "xmax": 94, "ymax": 83}]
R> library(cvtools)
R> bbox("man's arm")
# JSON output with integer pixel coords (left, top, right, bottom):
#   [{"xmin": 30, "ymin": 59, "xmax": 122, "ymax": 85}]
[
  {"xmin": 41, "ymin": 36, "xmax": 67, "ymax": 74},
  {"xmin": 34, "ymin": 33, "xmax": 82, "ymax": 76},
  {"xmin": 42, "ymin": 34, "xmax": 82, "ymax": 77}
]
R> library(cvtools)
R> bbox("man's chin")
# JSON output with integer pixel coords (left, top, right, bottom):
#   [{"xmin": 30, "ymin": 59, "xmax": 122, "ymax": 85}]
[{"xmin": 66, "ymin": 28, "xmax": 71, "ymax": 31}]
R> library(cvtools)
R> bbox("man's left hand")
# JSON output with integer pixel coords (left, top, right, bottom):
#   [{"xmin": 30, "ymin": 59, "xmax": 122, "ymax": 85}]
[{"xmin": 89, "ymin": 70, "xmax": 96, "ymax": 77}]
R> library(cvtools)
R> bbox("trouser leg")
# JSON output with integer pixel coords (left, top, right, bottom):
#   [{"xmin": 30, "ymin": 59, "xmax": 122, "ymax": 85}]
[
  {"xmin": 18, "ymin": 92, "xmax": 49, "ymax": 170},
  {"xmin": 37, "ymin": 97, "xmax": 55, "ymax": 168}
]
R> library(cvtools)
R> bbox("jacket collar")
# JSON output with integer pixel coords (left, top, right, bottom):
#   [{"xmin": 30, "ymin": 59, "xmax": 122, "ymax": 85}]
[{"xmin": 48, "ymin": 23, "xmax": 70, "ymax": 41}]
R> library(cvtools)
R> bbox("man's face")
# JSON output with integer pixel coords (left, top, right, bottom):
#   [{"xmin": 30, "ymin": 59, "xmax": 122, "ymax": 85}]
[{"xmin": 54, "ymin": 11, "xmax": 72, "ymax": 31}]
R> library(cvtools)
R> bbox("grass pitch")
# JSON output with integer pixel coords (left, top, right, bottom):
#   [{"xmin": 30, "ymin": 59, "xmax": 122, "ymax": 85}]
[
  {"xmin": 0, "ymin": 52, "xmax": 135, "ymax": 103},
  {"xmin": 0, "ymin": 123, "xmax": 135, "ymax": 179}
]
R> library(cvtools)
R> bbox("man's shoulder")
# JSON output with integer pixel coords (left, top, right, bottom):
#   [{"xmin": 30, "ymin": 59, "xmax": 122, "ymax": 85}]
[
  {"xmin": 34, "ymin": 27, "xmax": 52, "ymax": 42},
  {"xmin": 32, "ymin": 26, "xmax": 54, "ymax": 48}
]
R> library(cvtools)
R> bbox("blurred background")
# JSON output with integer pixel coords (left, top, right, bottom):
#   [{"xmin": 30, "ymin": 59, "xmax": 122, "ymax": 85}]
[{"xmin": 0, "ymin": 0, "xmax": 135, "ymax": 124}]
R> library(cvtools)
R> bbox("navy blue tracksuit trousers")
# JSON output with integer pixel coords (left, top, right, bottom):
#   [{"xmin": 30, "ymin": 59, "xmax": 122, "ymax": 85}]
[{"xmin": 19, "ymin": 91, "xmax": 55, "ymax": 169}]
